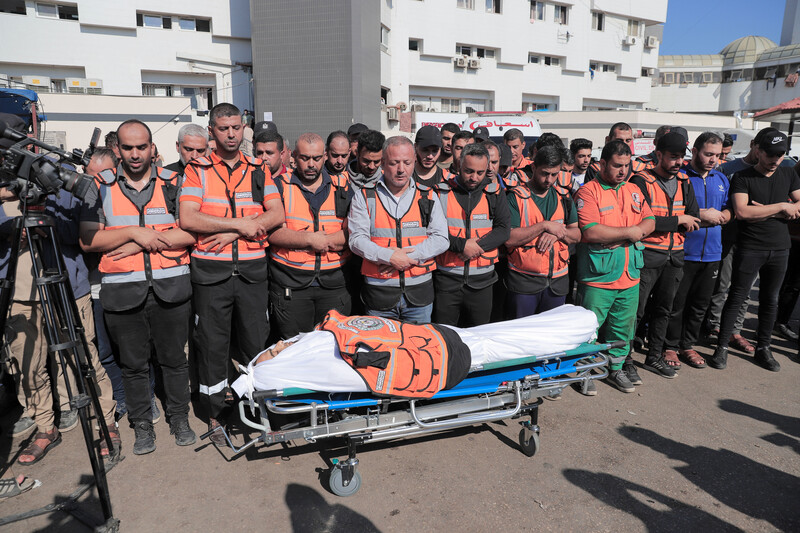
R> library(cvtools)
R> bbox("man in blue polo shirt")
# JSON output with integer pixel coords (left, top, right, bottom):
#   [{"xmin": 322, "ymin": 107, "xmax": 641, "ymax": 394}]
[{"xmin": 664, "ymin": 132, "xmax": 731, "ymax": 368}]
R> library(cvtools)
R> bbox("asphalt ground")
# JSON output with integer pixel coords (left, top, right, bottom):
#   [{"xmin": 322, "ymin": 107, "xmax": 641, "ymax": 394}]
[{"xmin": 1, "ymin": 307, "xmax": 798, "ymax": 532}]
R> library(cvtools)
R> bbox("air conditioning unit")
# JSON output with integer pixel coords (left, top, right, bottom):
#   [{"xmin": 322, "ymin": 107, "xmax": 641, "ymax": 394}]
[
  {"xmin": 455, "ymin": 56, "xmax": 467, "ymax": 67},
  {"xmin": 411, "ymin": 104, "xmax": 424, "ymax": 111},
  {"xmin": 387, "ymin": 107, "xmax": 399, "ymax": 121},
  {"xmin": 468, "ymin": 59, "xmax": 481, "ymax": 69},
  {"xmin": 645, "ymin": 35, "xmax": 658, "ymax": 48},
  {"xmin": 623, "ymin": 35, "xmax": 638, "ymax": 46},
  {"xmin": 22, "ymin": 75, "xmax": 51, "ymax": 87},
  {"xmin": 65, "ymin": 77, "xmax": 86, "ymax": 93}
]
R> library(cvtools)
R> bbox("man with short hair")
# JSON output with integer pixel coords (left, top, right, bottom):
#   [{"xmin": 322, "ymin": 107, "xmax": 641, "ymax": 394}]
[
  {"xmin": 438, "ymin": 123, "xmax": 461, "ymax": 169},
  {"xmin": 347, "ymin": 123, "xmax": 368, "ymax": 160},
  {"xmin": 166, "ymin": 124, "xmax": 209, "ymax": 176},
  {"xmin": 503, "ymin": 128, "xmax": 529, "ymax": 170},
  {"xmin": 268, "ymin": 133, "xmax": 352, "ymax": 338},
  {"xmin": 484, "ymin": 140, "xmax": 502, "ymax": 187},
  {"xmin": 179, "ymin": 103, "xmax": 285, "ymax": 444},
  {"xmin": 570, "ymin": 138, "xmax": 593, "ymax": 187},
  {"xmin": 348, "ymin": 136, "xmax": 449, "ymax": 323},
  {"xmin": 504, "ymin": 146, "xmax": 580, "ymax": 317},
  {"xmin": 433, "ymin": 143, "xmax": 510, "ymax": 326},
  {"xmin": 709, "ymin": 131, "xmax": 800, "ymax": 372},
  {"xmin": 413, "ymin": 125, "xmax": 449, "ymax": 188},
  {"xmin": 449, "ymin": 131, "xmax": 475, "ymax": 175},
  {"xmin": 575, "ymin": 140, "xmax": 655, "ymax": 393},
  {"xmin": 585, "ymin": 123, "xmax": 648, "ymax": 182},
  {"xmin": 347, "ymin": 129, "xmax": 385, "ymax": 191},
  {"xmin": 720, "ymin": 133, "xmax": 734, "ymax": 163},
  {"xmin": 629, "ymin": 133, "xmax": 701, "ymax": 378},
  {"xmin": 254, "ymin": 131, "xmax": 289, "ymax": 178},
  {"xmin": 664, "ymin": 132, "xmax": 730, "ymax": 369},
  {"xmin": 325, "ymin": 131, "xmax": 350, "ymax": 181},
  {"xmin": 80, "ymin": 119, "xmax": 197, "ymax": 454}
]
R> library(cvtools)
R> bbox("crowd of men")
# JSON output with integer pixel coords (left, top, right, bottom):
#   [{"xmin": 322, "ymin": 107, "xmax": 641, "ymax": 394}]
[{"xmin": 1, "ymin": 103, "xmax": 797, "ymax": 472}]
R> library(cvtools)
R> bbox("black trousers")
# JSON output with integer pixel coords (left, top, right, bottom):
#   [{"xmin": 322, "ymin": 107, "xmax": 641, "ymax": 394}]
[
  {"xmin": 193, "ymin": 276, "xmax": 269, "ymax": 420},
  {"xmin": 777, "ymin": 240, "xmax": 800, "ymax": 324},
  {"xmin": 270, "ymin": 284, "xmax": 351, "ymax": 339},
  {"xmin": 665, "ymin": 260, "xmax": 720, "ymax": 350},
  {"xmin": 105, "ymin": 292, "xmax": 191, "ymax": 423},
  {"xmin": 719, "ymin": 248, "xmax": 789, "ymax": 349},
  {"xmin": 636, "ymin": 261, "xmax": 683, "ymax": 361},
  {"xmin": 433, "ymin": 280, "xmax": 494, "ymax": 327}
]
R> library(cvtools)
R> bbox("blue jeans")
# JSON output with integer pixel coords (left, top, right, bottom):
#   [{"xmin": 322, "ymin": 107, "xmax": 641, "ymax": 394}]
[
  {"xmin": 507, "ymin": 288, "xmax": 565, "ymax": 318},
  {"xmin": 366, "ymin": 295, "xmax": 432, "ymax": 324}
]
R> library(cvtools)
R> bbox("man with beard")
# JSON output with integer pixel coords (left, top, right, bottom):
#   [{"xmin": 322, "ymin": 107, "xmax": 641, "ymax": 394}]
[
  {"xmin": 569, "ymin": 138, "xmax": 592, "ymax": 188},
  {"xmin": 268, "ymin": 134, "xmax": 351, "ymax": 338},
  {"xmin": 347, "ymin": 123, "xmax": 368, "ymax": 161},
  {"xmin": 324, "ymin": 131, "xmax": 350, "ymax": 181},
  {"xmin": 413, "ymin": 126, "xmax": 449, "ymax": 188},
  {"xmin": 438, "ymin": 123, "xmax": 461, "ymax": 170},
  {"xmin": 503, "ymin": 128, "xmax": 530, "ymax": 171},
  {"xmin": 165, "ymin": 124, "xmax": 209, "ymax": 176},
  {"xmin": 347, "ymin": 129, "xmax": 385, "ymax": 191},
  {"xmin": 433, "ymin": 143, "xmax": 510, "ymax": 326},
  {"xmin": 629, "ymin": 132, "xmax": 701, "ymax": 379},
  {"xmin": 254, "ymin": 131, "xmax": 290, "ymax": 179},
  {"xmin": 448, "ymin": 131, "xmax": 475, "ymax": 176}
]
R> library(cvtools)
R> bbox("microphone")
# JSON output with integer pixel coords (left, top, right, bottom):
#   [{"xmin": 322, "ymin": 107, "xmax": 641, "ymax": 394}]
[{"xmin": 0, "ymin": 118, "xmax": 28, "ymax": 143}]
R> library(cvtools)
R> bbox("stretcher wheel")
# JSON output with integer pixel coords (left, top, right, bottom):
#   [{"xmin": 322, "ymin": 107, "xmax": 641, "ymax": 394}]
[
  {"xmin": 519, "ymin": 428, "xmax": 540, "ymax": 457},
  {"xmin": 329, "ymin": 467, "xmax": 362, "ymax": 497}
]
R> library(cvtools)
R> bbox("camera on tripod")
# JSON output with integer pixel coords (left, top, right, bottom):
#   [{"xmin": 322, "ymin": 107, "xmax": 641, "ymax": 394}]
[{"xmin": 0, "ymin": 117, "xmax": 99, "ymax": 204}]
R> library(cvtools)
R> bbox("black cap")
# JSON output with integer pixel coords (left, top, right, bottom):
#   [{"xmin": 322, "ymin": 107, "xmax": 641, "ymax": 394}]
[
  {"xmin": 498, "ymin": 143, "xmax": 513, "ymax": 166},
  {"xmin": 414, "ymin": 125, "xmax": 442, "ymax": 148},
  {"xmin": 671, "ymin": 126, "xmax": 688, "ymax": 143},
  {"xmin": 759, "ymin": 130, "xmax": 788, "ymax": 156},
  {"xmin": 253, "ymin": 121, "xmax": 278, "ymax": 136},
  {"xmin": 0, "ymin": 112, "xmax": 27, "ymax": 149},
  {"xmin": 347, "ymin": 123, "xmax": 368, "ymax": 139},
  {"xmin": 656, "ymin": 132, "xmax": 688, "ymax": 155},
  {"xmin": 473, "ymin": 126, "xmax": 490, "ymax": 142}
]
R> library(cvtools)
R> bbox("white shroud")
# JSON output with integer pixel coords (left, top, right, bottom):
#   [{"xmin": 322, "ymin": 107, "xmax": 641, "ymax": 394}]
[{"xmin": 231, "ymin": 305, "xmax": 599, "ymax": 398}]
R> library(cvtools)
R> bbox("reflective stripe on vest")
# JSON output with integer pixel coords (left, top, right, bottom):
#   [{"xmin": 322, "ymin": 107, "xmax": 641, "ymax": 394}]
[
  {"xmin": 361, "ymin": 187, "xmax": 436, "ymax": 287},
  {"xmin": 317, "ymin": 310, "xmax": 449, "ymax": 399},
  {"xmin": 270, "ymin": 174, "xmax": 350, "ymax": 271},
  {"xmin": 98, "ymin": 168, "xmax": 190, "ymax": 284},
  {"xmin": 508, "ymin": 187, "xmax": 569, "ymax": 278},
  {"xmin": 641, "ymin": 172, "xmax": 686, "ymax": 252}
]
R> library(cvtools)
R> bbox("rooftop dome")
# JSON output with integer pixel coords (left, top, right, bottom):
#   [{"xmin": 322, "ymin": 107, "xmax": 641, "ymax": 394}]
[{"xmin": 720, "ymin": 36, "xmax": 777, "ymax": 66}]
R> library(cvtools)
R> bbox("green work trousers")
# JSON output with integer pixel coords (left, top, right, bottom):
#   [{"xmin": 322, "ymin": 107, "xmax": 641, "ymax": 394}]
[{"xmin": 576, "ymin": 283, "xmax": 639, "ymax": 370}]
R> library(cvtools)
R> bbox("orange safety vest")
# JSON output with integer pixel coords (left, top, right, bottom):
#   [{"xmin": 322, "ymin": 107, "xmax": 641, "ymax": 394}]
[
  {"xmin": 185, "ymin": 153, "xmax": 271, "ymax": 262},
  {"xmin": 270, "ymin": 173, "xmax": 351, "ymax": 272},
  {"xmin": 507, "ymin": 186, "xmax": 570, "ymax": 279},
  {"xmin": 638, "ymin": 170, "xmax": 687, "ymax": 252},
  {"xmin": 317, "ymin": 310, "xmax": 450, "ymax": 398},
  {"xmin": 553, "ymin": 170, "xmax": 576, "ymax": 197},
  {"xmin": 361, "ymin": 186, "xmax": 436, "ymax": 282},
  {"xmin": 435, "ymin": 178, "xmax": 499, "ymax": 276},
  {"xmin": 97, "ymin": 167, "xmax": 190, "ymax": 284}
]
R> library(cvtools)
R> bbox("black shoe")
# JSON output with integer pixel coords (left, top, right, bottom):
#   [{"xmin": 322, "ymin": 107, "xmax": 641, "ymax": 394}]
[
  {"xmin": 707, "ymin": 346, "xmax": 728, "ymax": 370},
  {"xmin": 623, "ymin": 363, "xmax": 643, "ymax": 386},
  {"xmin": 607, "ymin": 369, "xmax": 635, "ymax": 393},
  {"xmin": 774, "ymin": 323, "xmax": 799, "ymax": 341},
  {"xmin": 754, "ymin": 347, "xmax": 781, "ymax": 372},
  {"xmin": 169, "ymin": 418, "xmax": 197, "ymax": 446},
  {"xmin": 643, "ymin": 357, "xmax": 676, "ymax": 379},
  {"xmin": 132, "ymin": 420, "xmax": 156, "ymax": 455},
  {"xmin": 633, "ymin": 336, "xmax": 646, "ymax": 353}
]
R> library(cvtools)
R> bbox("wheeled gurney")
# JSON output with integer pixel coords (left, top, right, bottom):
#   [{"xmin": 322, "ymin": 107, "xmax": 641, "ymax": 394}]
[{"xmin": 202, "ymin": 339, "xmax": 624, "ymax": 497}]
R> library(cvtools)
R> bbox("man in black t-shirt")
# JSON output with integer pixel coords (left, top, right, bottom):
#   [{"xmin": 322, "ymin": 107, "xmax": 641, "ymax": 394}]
[{"xmin": 709, "ymin": 131, "xmax": 800, "ymax": 372}]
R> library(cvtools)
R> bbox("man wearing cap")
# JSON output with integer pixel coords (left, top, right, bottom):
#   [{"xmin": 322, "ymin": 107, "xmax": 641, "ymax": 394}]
[
  {"xmin": 413, "ymin": 126, "xmax": 449, "ymax": 188},
  {"xmin": 438, "ymin": 123, "xmax": 461, "ymax": 170},
  {"xmin": 347, "ymin": 123, "xmax": 368, "ymax": 161},
  {"xmin": 635, "ymin": 125, "xmax": 672, "ymax": 170},
  {"xmin": 709, "ymin": 130, "xmax": 800, "ymax": 372},
  {"xmin": 472, "ymin": 126, "xmax": 490, "ymax": 144},
  {"xmin": 433, "ymin": 143, "xmax": 509, "ymax": 326},
  {"xmin": 629, "ymin": 132, "xmax": 701, "ymax": 379},
  {"xmin": 347, "ymin": 129, "xmax": 385, "ymax": 191}
]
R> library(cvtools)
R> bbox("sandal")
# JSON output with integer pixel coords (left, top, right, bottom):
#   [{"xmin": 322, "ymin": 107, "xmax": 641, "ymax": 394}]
[
  {"xmin": 729, "ymin": 334, "xmax": 755, "ymax": 353},
  {"xmin": 18, "ymin": 428, "xmax": 61, "ymax": 465},
  {"xmin": 99, "ymin": 426, "xmax": 122, "ymax": 458},
  {"xmin": 680, "ymin": 349, "xmax": 707, "ymax": 369},
  {"xmin": 663, "ymin": 350, "xmax": 682, "ymax": 369},
  {"xmin": 0, "ymin": 476, "xmax": 35, "ymax": 499}
]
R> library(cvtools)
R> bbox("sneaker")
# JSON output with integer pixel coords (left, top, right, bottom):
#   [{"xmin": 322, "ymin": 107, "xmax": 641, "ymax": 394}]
[
  {"xmin": 208, "ymin": 418, "xmax": 227, "ymax": 447},
  {"xmin": 169, "ymin": 418, "xmax": 197, "ymax": 446},
  {"xmin": 58, "ymin": 409, "xmax": 79, "ymax": 433},
  {"xmin": 623, "ymin": 363, "xmax": 643, "ymax": 386},
  {"xmin": 578, "ymin": 379, "xmax": 597, "ymax": 396},
  {"xmin": 707, "ymin": 346, "xmax": 728, "ymax": 370},
  {"xmin": 607, "ymin": 369, "xmax": 635, "ymax": 393},
  {"xmin": 754, "ymin": 347, "xmax": 781, "ymax": 372},
  {"xmin": 643, "ymin": 357, "xmax": 677, "ymax": 379},
  {"xmin": 774, "ymin": 323, "xmax": 799, "ymax": 341},
  {"xmin": 151, "ymin": 397, "xmax": 161, "ymax": 424},
  {"xmin": 12, "ymin": 416, "xmax": 35, "ymax": 438},
  {"xmin": 132, "ymin": 420, "xmax": 156, "ymax": 455}
]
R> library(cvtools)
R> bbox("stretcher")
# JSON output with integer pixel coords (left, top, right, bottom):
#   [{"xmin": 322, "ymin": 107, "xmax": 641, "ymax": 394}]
[{"xmin": 201, "ymin": 339, "xmax": 624, "ymax": 497}]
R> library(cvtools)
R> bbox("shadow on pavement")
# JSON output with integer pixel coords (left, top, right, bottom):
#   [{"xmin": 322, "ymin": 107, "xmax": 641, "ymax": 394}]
[
  {"xmin": 619, "ymin": 426, "xmax": 800, "ymax": 531},
  {"xmin": 285, "ymin": 483, "xmax": 380, "ymax": 533},
  {"xmin": 717, "ymin": 399, "xmax": 800, "ymax": 438},
  {"xmin": 562, "ymin": 469, "xmax": 742, "ymax": 532}
]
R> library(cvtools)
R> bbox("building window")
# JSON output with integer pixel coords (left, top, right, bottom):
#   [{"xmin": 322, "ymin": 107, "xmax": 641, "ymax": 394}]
[
  {"xmin": 641, "ymin": 68, "xmax": 650, "ymax": 77},
  {"xmin": 457, "ymin": 0, "xmax": 475, "ymax": 9},
  {"xmin": 36, "ymin": 3, "xmax": 78, "ymax": 20},
  {"xmin": 380, "ymin": 25, "xmax": 389, "ymax": 50},
  {"xmin": 590, "ymin": 62, "xmax": 616, "ymax": 73},
  {"xmin": 554, "ymin": 4, "xmax": 568, "ymax": 25},
  {"xmin": 627, "ymin": 19, "xmax": 641, "ymax": 37},
  {"xmin": 525, "ymin": 102, "xmax": 557, "ymax": 111},
  {"xmin": 142, "ymin": 84, "xmax": 173, "ymax": 97},
  {"xmin": 662, "ymin": 72, "xmax": 675, "ymax": 84},
  {"xmin": 456, "ymin": 44, "xmax": 472, "ymax": 56},
  {"xmin": 51, "ymin": 79, "xmax": 66, "ymax": 93},
  {"xmin": 137, "ymin": 13, "xmax": 172, "ymax": 29},
  {"xmin": 476, "ymin": 47, "xmax": 495, "ymax": 59},
  {"xmin": 409, "ymin": 39, "xmax": 420, "ymax": 51},
  {"xmin": 701, "ymin": 72, "xmax": 713, "ymax": 84},
  {"xmin": 0, "ymin": 1, "xmax": 27, "ymax": 15},
  {"xmin": 683, "ymin": 72, "xmax": 694, "ymax": 83},
  {"xmin": 485, "ymin": 0, "xmax": 501, "ymax": 14},
  {"xmin": 591, "ymin": 11, "xmax": 604, "ymax": 31},
  {"xmin": 441, "ymin": 98, "xmax": 461, "ymax": 112},
  {"xmin": 544, "ymin": 56, "xmax": 560, "ymax": 66},
  {"xmin": 178, "ymin": 18, "xmax": 195, "ymax": 30},
  {"xmin": 530, "ymin": 1, "xmax": 544, "ymax": 21},
  {"xmin": 528, "ymin": 54, "xmax": 540, "ymax": 64}
]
